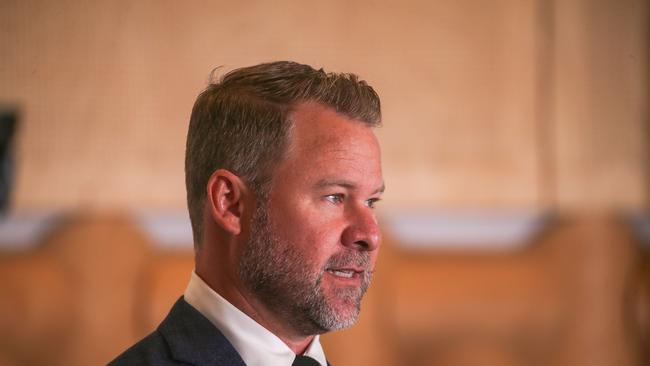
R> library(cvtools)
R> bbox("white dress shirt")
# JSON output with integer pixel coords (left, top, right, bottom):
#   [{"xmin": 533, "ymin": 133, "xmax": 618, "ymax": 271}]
[{"xmin": 184, "ymin": 271, "xmax": 327, "ymax": 366}]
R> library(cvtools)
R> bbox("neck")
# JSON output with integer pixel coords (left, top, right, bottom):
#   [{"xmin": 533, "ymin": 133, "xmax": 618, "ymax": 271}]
[{"xmin": 195, "ymin": 266, "xmax": 315, "ymax": 354}]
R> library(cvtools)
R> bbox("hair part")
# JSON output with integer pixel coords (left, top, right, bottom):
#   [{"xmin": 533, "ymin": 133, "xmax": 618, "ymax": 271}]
[{"xmin": 185, "ymin": 61, "xmax": 382, "ymax": 247}]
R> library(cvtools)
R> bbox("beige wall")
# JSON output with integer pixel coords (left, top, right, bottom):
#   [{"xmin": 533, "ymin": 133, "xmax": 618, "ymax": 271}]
[{"xmin": 1, "ymin": 0, "xmax": 646, "ymax": 213}]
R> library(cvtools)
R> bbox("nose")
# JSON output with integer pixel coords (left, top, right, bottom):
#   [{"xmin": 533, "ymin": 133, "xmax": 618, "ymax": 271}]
[{"xmin": 341, "ymin": 206, "xmax": 381, "ymax": 252}]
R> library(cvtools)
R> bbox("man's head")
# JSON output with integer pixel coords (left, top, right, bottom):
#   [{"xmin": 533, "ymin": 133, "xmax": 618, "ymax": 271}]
[
  {"xmin": 185, "ymin": 61, "xmax": 384, "ymax": 338},
  {"xmin": 185, "ymin": 61, "xmax": 381, "ymax": 246}
]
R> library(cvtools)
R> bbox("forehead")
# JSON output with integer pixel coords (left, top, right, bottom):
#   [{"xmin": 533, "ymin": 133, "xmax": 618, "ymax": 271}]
[{"xmin": 276, "ymin": 102, "xmax": 382, "ymax": 185}]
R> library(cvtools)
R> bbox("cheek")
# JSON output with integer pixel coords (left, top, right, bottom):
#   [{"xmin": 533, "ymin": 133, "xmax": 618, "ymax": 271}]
[
  {"xmin": 266, "ymin": 196, "xmax": 345, "ymax": 257},
  {"xmin": 276, "ymin": 218, "xmax": 343, "ymax": 266},
  {"xmin": 288, "ymin": 222, "xmax": 340, "ymax": 256}
]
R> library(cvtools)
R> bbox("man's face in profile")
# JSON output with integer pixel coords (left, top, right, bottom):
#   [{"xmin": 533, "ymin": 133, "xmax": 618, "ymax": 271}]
[{"xmin": 239, "ymin": 101, "xmax": 384, "ymax": 335}]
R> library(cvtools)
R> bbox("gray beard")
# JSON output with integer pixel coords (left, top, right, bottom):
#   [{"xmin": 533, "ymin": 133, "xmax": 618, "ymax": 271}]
[{"xmin": 238, "ymin": 202, "xmax": 373, "ymax": 336}]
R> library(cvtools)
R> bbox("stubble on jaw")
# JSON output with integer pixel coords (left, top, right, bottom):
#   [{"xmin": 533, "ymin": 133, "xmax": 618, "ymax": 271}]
[{"xmin": 238, "ymin": 202, "xmax": 373, "ymax": 336}]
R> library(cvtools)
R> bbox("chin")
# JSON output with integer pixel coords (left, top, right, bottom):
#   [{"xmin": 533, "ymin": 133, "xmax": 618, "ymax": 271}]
[{"xmin": 309, "ymin": 289, "xmax": 363, "ymax": 332}]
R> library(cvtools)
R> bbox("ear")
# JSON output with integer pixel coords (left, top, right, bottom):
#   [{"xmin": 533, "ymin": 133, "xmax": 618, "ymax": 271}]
[{"xmin": 206, "ymin": 169, "xmax": 251, "ymax": 235}]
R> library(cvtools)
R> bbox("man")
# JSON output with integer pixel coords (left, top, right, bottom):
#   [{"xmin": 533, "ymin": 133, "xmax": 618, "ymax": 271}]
[{"xmin": 110, "ymin": 61, "xmax": 385, "ymax": 366}]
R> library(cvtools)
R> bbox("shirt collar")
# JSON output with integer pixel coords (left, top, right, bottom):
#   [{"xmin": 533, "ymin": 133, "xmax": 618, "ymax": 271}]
[{"xmin": 184, "ymin": 271, "xmax": 328, "ymax": 366}]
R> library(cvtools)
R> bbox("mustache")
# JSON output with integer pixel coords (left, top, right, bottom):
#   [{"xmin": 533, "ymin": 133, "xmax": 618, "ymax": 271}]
[{"xmin": 324, "ymin": 251, "xmax": 372, "ymax": 272}]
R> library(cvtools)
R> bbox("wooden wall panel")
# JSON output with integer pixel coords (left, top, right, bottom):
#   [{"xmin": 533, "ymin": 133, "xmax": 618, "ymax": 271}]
[
  {"xmin": 3, "ymin": 0, "xmax": 646, "ymax": 212},
  {"xmin": 37, "ymin": 214, "xmax": 153, "ymax": 365},
  {"xmin": 1, "ymin": 214, "xmax": 648, "ymax": 365},
  {"xmin": 0, "ymin": 256, "xmax": 72, "ymax": 366},
  {"xmin": 552, "ymin": 0, "xmax": 648, "ymax": 210},
  {"xmin": 0, "ymin": 0, "xmax": 543, "ymax": 212},
  {"xmin": 362, "ymin": 0, "xmax": 541, "ymax": 209}
]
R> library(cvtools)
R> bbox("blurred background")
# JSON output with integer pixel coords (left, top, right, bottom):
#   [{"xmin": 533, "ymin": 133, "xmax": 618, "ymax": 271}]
[{"xmin": 0, "ymin": 0, "xmax": 648, "ymax": 365}]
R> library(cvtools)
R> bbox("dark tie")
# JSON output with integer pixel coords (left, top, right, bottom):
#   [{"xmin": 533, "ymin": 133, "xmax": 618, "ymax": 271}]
[{"xmin": 292, "ymin": 355, "xmax": 320, "ymax": 366}]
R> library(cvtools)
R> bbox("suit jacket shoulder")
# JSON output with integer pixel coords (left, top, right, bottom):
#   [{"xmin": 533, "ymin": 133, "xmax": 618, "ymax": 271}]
[{"xmin": 108, "ymin": 297, "xmax": 246, "ymax": 366}]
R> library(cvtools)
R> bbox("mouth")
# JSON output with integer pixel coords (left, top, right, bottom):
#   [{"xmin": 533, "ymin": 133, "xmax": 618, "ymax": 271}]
[{"xmin": 326, "ymin": 268, "xmax": 362, "ymax": 279}]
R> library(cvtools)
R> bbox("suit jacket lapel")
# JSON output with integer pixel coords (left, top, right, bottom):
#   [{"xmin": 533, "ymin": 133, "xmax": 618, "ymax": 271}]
[{"xmin": 158, "ymin": 297, "xmax": 247, "ymax": 366}]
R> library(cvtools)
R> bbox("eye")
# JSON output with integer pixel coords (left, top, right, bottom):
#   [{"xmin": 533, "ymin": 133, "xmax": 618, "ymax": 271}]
[
  {"xmin": 365, "ymin": 198, "xmax": 381, "ymax": 209},
  {"xmin": 325, "ymin": 193, "xmax": 344, "ymax": 204}
]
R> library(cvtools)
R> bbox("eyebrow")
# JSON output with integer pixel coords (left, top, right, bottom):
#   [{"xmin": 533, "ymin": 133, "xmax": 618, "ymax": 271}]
[{"xmin": 314, "ymin": 179, "xmax": 386, "ymax": 195}]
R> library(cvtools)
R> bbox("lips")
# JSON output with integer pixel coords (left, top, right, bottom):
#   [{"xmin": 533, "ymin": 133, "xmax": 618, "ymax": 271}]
[
  {"xmin": 325, "ymin": 252, "xmax": 371, "ymax": 281},
  {"xmin": 326, "ymin": 268, "xmax": 362, "ymax": 279}
]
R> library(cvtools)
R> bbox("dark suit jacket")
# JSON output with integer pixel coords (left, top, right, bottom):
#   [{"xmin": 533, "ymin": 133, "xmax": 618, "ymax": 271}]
[{"xmin": 108, "ymin": 297, "xmax": 246, "ymax": 366}]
